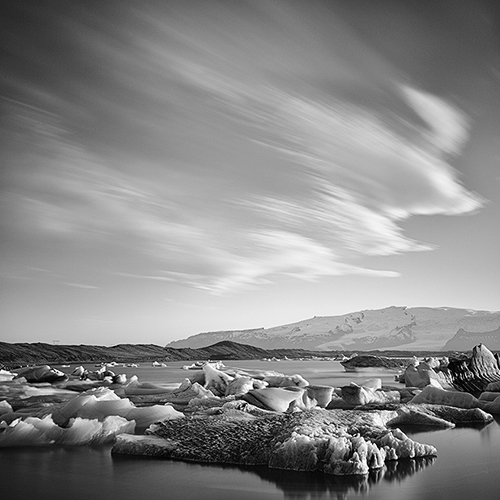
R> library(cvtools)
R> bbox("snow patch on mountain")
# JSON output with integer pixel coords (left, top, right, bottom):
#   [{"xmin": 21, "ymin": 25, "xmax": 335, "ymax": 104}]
[{"xmin": 166, "ymin": 306, "xmax": 500, "ymax": 351}]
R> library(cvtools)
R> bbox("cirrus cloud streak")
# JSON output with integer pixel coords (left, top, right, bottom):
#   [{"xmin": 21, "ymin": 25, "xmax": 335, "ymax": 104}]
[{"xmin": 0, "ymin": 0, "xmax": 484, "ymax": 294}]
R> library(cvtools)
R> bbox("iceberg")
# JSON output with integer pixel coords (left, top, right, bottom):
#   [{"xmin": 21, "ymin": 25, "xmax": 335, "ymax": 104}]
[
  {"xmin": 13, "ymin": 365, "xmax": 67, "ymax": 383},
  {"xmin": 51, "ymin": 386, "xmax": 184, "ymax": 433},
  {"xmin": 0, "ymin": 414, "xmax": 135, "ymax": 447},
  {"xmin": 112, "ymin": 408, "xmax": 437, "ymax": 476},
  {"xmin": 242, "ymin": 387, "xmax": 305, "ymax": 412},
  {"xmin": 203, "ymin": 363, "xmax": 234, "ymax": 396}
]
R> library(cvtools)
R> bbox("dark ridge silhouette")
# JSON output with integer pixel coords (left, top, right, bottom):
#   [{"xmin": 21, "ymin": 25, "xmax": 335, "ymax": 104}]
[
  {"xmin": 0, "ymin": 340, "xmax": 330, "ymax": 368},
  {"xmin": 1, "ymin": 340, "xmax": 496, "ymax": 370}
]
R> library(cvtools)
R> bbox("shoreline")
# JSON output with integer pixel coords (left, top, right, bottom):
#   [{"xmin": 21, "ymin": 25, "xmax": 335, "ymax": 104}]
[{"xmin": 0, "ymin": 339, "xmax": 478, "ymax": 370}]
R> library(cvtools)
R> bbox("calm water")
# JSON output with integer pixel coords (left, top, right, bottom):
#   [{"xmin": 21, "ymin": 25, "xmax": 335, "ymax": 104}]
[{"xmin": 1, "ymin": 360, "xmax": 499, "ymax": 500}]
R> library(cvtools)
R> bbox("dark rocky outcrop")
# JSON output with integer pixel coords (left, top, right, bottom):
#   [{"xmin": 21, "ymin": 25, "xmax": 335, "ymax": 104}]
[
  {"xmin": 1, "ymin": 340, "xmax": 477, "ymax": 370},
  {"xmin": 0, "ymin": 341, "xmax": 339, "ymax": 369},
  {"xmin": 0, "ymin": 342, "xmax": 179, "ymax": 367}
]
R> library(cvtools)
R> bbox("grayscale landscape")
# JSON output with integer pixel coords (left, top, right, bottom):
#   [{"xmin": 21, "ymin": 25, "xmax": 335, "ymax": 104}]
[{"xmin": 1, "ymin": 1, "xmax": 499, "ymax": 499}]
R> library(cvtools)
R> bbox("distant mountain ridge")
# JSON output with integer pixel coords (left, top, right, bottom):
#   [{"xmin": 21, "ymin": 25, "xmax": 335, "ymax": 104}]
[
  {"xmin": 0, "ymin": 340, "xmax": 340, "ymax": 369},
  {"xmin": 167, "ymin": 306, "xmax": 500, "ymax": 351},
  {"xmin": 443, "ymin": 327, "xmax": 500, "ymax": 351}
]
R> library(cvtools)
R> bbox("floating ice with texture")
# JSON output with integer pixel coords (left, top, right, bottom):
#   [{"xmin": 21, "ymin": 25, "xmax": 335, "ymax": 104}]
[
  {"xmin": 112, "ymin": 408, "xmax": 437, "ymax": 476},
  {"xmin": 0, "ymin": 414, "xmax": 135, "ymax": 447}
]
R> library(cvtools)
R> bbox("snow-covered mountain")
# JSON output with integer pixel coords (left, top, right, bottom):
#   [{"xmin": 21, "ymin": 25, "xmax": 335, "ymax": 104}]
[
  {"xmin": 167, "ymin": 306, "xmax": 500, "ymax": 351},
  {"xmin": 443, "ymin": 326, "xmax": 500, "ymax": 351}
]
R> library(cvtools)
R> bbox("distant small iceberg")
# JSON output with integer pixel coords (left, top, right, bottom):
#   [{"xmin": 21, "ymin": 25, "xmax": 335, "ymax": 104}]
[{"xmin": 182, "ymin": 361, "xmax": 224, "ymax": 370}]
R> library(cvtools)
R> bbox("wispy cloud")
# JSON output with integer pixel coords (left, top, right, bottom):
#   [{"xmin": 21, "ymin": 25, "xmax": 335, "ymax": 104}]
[
  {"xmin": 114, "ymin": 272, "xmax": 176, "ymax": 282},
  {"xmin": 400, "ymin": 85, "xmax": 470, "ymax": 155},
  {"xmin": 1, "ymin": 0, "xmax": 485, "ymax": 295},
  {"xmin": 63, "ymin": 282, "xmax": 100, "ymax": 289}
]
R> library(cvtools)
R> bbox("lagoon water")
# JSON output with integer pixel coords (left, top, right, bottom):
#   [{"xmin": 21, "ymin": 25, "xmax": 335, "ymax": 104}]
[{"xmin": 1, "ymin": 360, "xmax": 499, "ymax": 500}]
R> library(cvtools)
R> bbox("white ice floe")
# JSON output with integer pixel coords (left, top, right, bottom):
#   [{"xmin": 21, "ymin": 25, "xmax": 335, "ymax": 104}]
[
  {"xmin": 0, "ymin": 414, "xmax": 135, "ymax": 447},
  {"xmin": 0, "ymin": 370, "xmax": 16, "ymax": 382},
  {"xmin": 203, "ymin": 363, "xmax": 234, "ymax": 396},
  {"xmin": 51, "ymin": 386, "xmax": 184, "ymax": 432},
  {"xmin": 0, "ymin": 384, "xmax": 184, "ymax": 447}
]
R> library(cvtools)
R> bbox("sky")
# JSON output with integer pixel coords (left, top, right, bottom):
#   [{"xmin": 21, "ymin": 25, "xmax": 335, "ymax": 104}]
[{"xmin": 1, "ymin": 0, "xmax": 499, "ymax": 346}]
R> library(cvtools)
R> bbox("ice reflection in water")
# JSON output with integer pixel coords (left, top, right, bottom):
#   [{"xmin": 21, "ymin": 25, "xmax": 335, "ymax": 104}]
[
  {"xmin": 109, "ymin": 453, "xmax": 436, "ymax": 500},
  {"xmin": 235, "ymin": 457, "xmax": 436, "ymax": 500}
]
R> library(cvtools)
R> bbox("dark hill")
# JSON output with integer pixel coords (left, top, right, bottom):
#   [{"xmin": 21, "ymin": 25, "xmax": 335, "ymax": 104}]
[
  {"xmin": 0, "ymin": 340, "xmax": 485, "ymax": 370},
  {"xmin": 0, "ymin": 340, "xmax": 334, "ymax": 368},
  {"xmin": 0, "ymin": 342, "xmax": 176, "ymax": 368}
]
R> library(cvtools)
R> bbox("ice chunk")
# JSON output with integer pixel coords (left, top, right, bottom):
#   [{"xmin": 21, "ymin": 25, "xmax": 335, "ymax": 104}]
[
  {"xmin": 13, "ymin": 365, "xmax": 66, "ymax": 383},
  {"xmin": 410, "ymin": 386, "xmax": 480, "ymax": 408},
  {"xmin": 0, "ymin": 414, "xmax": 135, "ymax": 447},
  {"xmin": 242, "ymin": 387, "xmax": 305, "ymax": 412},
  {"xmin": 124, "ymin": 375, "xmax": 177, "ymax": 395},
  {"xmin": 0, "ymin": 370, "xmax": 16, "ymax": 382},
  {"xmin": 126, "ymin": 405, "xmax": 184, "ymax": 433},
  {"xmin": 263, "ymin": 374, "xmax": 309, "ymax": 388},
  {"xmin": 203, "ymin": 363, "xmax": 234, "ymax": 396},
  {"xmin": 51, "ymin": 386, "xmax": 184, "ymax": 433},
  {"xmin": 305, "ymin": 386, "xmax": 334, "ymax": 408},
  {"xmin": 225, "ymin": 376, "xmax": 254, "ymax": 396},
  {"xmin": 0, "ymin": 400, "xmax": 13, "ymax": 417}
]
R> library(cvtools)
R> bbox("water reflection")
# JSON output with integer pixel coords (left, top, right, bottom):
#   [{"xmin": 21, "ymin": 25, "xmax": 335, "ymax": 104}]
[
  {"xmin": 478, "ymin": 415, "xmax": 500, "ymax": 444},
  {"xmin": 187, "ymin": 456, "xmax": 436, "ymax": 500},
  {"xmin": 4, "ymin": 361, "xmax": 498, "ymax": 500}
]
